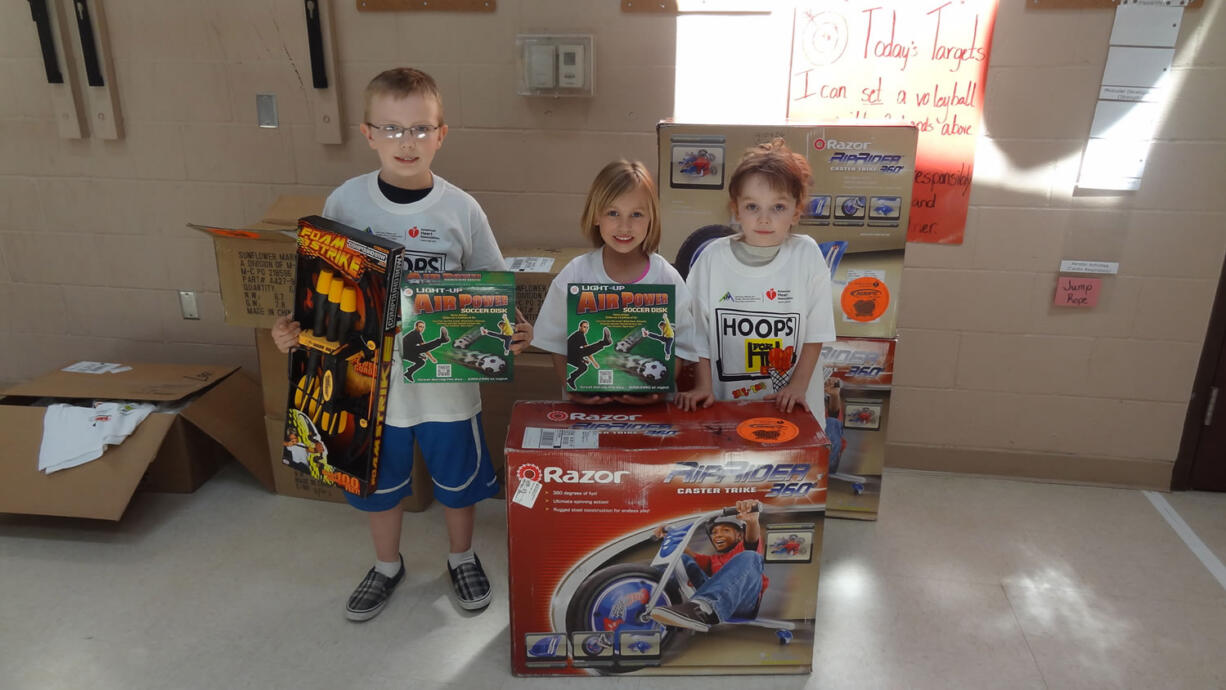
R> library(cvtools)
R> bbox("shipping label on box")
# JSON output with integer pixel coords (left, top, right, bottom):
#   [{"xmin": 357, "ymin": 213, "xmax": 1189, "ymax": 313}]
[
  {"xmin": 565, "ymin": 283, "xmax": 676, "ymax": 394},
  {"xmin": 399, "ymin": 271, "xmax": 517, "ymax": 384},
  {"xmin": 505, "ymin": 401, "xmax": 829, "ymax": 676},
  {"xmin": 284, "ymin": 216, "xmax": 404, "ymax": 497}
]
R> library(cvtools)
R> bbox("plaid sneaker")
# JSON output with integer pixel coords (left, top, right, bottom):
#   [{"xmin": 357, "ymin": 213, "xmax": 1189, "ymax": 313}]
[
  {"xmin": 344, "ymin": 556, "xmax": 404, "ymax": 622},
  {"xmin": 447, "ymin": 554, "xmax": 492, "ymax": 611}
]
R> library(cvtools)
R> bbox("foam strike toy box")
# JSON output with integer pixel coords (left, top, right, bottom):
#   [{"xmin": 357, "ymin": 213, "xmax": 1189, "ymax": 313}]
[
  {"xmin": 283, "ymin": 215, "xmax": 404, "ymax": 497},
  {"xmin": 564, "ymin": 283, "xmax": 676, "ymax": 395},
  {"xmin": 398, "ymin": 271, "xmax": 517, "ymax": 384},
  {"xmin": 506, "ymin": 401, "xmax": 829, "ymax": 676}
]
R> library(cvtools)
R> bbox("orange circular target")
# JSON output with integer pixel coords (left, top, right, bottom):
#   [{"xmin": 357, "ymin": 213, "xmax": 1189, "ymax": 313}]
[
  {"xmin": 841, "ymin": 277, "xmax": 890, "ymax": 322},
  {"xmin": 736, "ymin": 417, "xmax": 800, "ymax": 444}
]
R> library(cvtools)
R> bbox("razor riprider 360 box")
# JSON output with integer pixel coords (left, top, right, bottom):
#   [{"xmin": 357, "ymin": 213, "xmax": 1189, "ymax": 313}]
[{"xmin": 283, "ymin": 215, "xmax": 404, "ymax": 497}]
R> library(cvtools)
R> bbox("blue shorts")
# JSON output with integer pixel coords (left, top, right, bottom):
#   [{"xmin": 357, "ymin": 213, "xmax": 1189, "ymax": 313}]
[{"xmin": 345, "ymin": 414, "xmax": 499, "ymax": 512}]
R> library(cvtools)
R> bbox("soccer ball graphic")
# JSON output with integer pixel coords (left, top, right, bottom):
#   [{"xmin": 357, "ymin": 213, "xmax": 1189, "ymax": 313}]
[
  {"xmin": 477, "ymin": 354, "xmax": 507, "ymax": 377},
  {"xmin": 639, "ymin": 359, "xmax": 667, "ymax": 383}
]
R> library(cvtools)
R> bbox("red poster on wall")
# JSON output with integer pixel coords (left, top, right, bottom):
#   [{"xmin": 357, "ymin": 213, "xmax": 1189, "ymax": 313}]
[{"xmin": 787, "ymin": 1, "xmax": 999, "ymax": 245}]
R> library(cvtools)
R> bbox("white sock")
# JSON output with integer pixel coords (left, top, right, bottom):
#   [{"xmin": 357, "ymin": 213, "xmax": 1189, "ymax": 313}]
[
  {"xmin": 374, "ymin": 557, "xmax": 402, "ymax": 578},
  {"xmin": 448, "ymin": 549, "xmax": 476, "ymax": 569}
]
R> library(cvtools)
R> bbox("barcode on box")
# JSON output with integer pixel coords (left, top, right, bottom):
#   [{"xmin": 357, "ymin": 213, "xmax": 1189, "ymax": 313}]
[{"xmin": 522, "ymin": 427, "xmax": 600, "ymax": 449}]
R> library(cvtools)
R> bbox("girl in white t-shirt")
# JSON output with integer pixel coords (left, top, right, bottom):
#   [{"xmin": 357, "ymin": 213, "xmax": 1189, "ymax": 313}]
[
  {"xmin": 531, "ymin": 160, "xmax": 697, "ymax": 405},
  {"xmin": 677, "ymin": 139, "xmax": 837, "ymax": 416}
]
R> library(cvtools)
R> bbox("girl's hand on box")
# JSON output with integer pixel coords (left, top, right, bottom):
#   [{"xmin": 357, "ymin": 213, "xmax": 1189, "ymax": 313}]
[
  {"xmin": 510, "ymin": 308, "xmax": 532, "ymax": 355},
  {"xmin": 565, "ymin": 391, "xmax": 614, "ymax": 406},
  {"xmin": 272, "ymin": 315, "xmax": 302, "ymax": 354},
  {"xmin": 674, "ymin": 387, "xmax": 714, "ymax": 412},
  {"xmin": 612, "ymin": 393, "xmax": 664, "ymax": 406},
  {"xmin": 765, "ymin": 385, "xmax": 808, "ymax": 414}
]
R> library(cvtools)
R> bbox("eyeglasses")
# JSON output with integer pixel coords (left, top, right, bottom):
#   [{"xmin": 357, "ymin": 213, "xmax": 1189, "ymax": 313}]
[{"xmin": 365, "ymin": 123, "xmax": 440, "ymax": 140}]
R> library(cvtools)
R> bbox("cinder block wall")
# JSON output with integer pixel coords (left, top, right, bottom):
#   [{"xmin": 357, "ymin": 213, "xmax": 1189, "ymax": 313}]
[
  {"xmin": 0, "ymin": 1, "xmax": 1222, "ymax": 488},
  {"xmin": 888, "ymin": 3, "xmax": 1226, "ymax": 488},
  {"xmin": 0, "ymin": 0, "xmax": 674, "ymax": 379}
]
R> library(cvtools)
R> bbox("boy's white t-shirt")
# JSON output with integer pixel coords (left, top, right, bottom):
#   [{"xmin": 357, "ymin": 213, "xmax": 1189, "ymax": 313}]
[
  {"xmin": 686, "ymin": 234, "xmax": 836, "ymax": 418},
  {"xmin": 531, "ymin": 249, "xmax": 699, "ymax": 363},
  {"xmin": 323, "ymin": 171, "xmax": 507, "ymax": 427}
]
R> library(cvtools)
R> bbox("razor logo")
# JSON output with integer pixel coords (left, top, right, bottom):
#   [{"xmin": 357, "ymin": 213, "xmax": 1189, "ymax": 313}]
[
  {"xmin": 542, "ymin": 467, "xmax": 631, "ymax": 484},
  {"xmin": 565, "ymin": 412, "xmax": 644, "ymax": 421},
  {"xmin": 823, "ymin": 138, "xmax": 871, "ymax": 150},
  {"xmin": 404, "ymin": 251, "xmax": 445, "ymax": 272}
]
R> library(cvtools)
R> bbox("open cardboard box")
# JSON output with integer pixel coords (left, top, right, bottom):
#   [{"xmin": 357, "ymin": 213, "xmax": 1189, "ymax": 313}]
[
  {"xmin": 0, "ymin": 364, "xmax": 271, "ymax": 521},
  {"xmin": 188, "ymin": 195, "xmax": 319, "ymax": 330}
]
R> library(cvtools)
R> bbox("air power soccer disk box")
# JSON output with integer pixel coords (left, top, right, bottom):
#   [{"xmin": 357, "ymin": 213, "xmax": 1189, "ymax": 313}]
[
  {"xmin": 506, "ymin": 401, "xmax": 829, "ymax": 676},
  {"xmin": 399, "ymin": 272, "xmax": 516, "ymax": 383},
  {"xmin": 565, "ymin": 283, "xmax": 676, "ymax": 395},
  {"xmin": 283, "ymin": 215, "xmax": 404, "ymax": 497}
]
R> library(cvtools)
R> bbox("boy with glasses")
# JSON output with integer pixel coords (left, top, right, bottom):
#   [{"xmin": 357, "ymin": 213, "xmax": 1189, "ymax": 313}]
[{"xmin": 273, "ymin": 67, "xmax": 531, "ymax": 621}]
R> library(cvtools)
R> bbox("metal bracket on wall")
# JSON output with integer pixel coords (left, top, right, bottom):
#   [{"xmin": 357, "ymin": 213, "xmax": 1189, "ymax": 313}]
[
  {"xmin": 622, "ymin": 0, "xmax": 678, "ymax": 11},
  {"xmin": 63, "ymin": 0, "xmax": 123, "ymax": 140},
  {"xmin": 621, "ymin": 1, "xmax": 770, "ymax": 13},
  {"xmin": 305, "ymin": 0, "xmax": 343, "ymax": 144},
  {"xmin": 356, "ymin": 0, "xmax": 495, "ymax": 11},
  {"xmin": 29, "ymin": 0, "xmax": 84, "ymax": 138}
]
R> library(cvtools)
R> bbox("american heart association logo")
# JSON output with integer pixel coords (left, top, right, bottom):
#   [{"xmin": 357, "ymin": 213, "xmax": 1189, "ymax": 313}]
[
  {"xmin": 766, "ymin": 288, "xmax": 777, "ymax": 300},
  {"xmin": 408, "ymin": 227, "xmax": 420, "ymax": 238}
]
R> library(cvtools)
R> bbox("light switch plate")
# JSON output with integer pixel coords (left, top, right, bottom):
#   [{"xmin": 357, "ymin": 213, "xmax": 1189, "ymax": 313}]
[
  {"xmin": 179, "ymin": 291, "xmax": 200, "ymax": 320},
  {"xmin": 257, "ymin": 93, "xmax": 279, "ymax": 128}
]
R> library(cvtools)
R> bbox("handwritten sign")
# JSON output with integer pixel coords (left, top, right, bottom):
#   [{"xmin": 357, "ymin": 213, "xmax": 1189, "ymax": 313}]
[
  {"xmin": 787, "ymin": 1, "xmax": 999, "ymax": 245},
  {"xmin": 1054, "ymin": 277, "xmax": 1101, "ymax": 308}
]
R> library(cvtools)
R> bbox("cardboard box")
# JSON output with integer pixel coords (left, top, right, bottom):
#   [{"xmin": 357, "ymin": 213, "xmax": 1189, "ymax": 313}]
[
  {"xmin": 188, "ymin": 196, "xmax": 323, "ymax": 329},
  {"xmin": 480, "ymin": 351, "xmax": 562, "ymax": 488},
  {"xmin": 822, "ymin": 337, "xmax": 895, "ymax": 520},
  {"xmin": 565, "ymin": 282, "xmax": 677, "ymax": 395},
  {"xmin": 505, "ymin": 400, "xmax": 829, "ymax": 676},
  {"xmin": 401, "ymin": 271, "xmax": 517, "ymax": 383},
  {"xmin": 502, "ymin": 247, "xmax": 589, "ymax": 327},
  {"xmin": 255, "ymin": 328, "xmax": 288, "ymax": 420},
  {"xmin": 0, "ymin": 364, "xmax": 272, "ymax": 520}
]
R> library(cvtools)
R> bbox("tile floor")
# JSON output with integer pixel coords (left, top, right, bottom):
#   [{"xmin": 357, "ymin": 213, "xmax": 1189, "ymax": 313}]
[{"xmin": 1, "ymin": 466, "xmax": 1223, "ymax": 690}]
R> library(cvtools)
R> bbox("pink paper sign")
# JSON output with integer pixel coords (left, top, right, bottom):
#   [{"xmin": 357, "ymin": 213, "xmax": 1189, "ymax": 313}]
[{"xmin": 1054, "ymin": 276, "xmax": 1101, "ymax": 308}]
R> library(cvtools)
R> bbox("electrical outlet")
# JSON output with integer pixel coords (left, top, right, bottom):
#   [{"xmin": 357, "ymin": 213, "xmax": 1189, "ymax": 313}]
[{"xmin": 179, "ymin": 291, "xmax": 200, "ymax": 320}]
